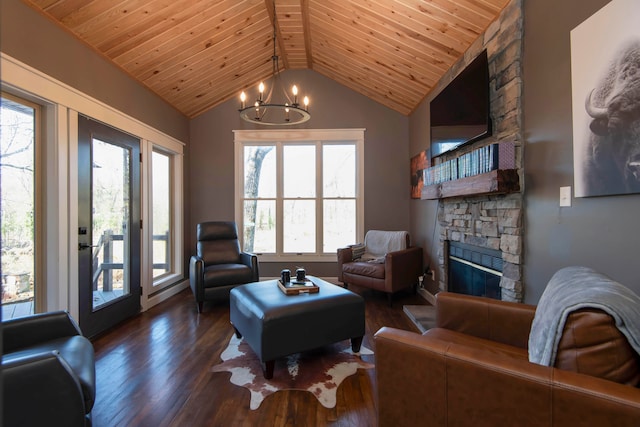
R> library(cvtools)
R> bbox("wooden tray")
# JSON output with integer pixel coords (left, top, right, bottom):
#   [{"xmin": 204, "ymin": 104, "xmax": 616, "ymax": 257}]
[{"xmin": 278, "ymin": 278, "xmax": 320, "ymax": 295}]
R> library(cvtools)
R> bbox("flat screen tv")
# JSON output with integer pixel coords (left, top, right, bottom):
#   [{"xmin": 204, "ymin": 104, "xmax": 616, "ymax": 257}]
[{"xmin": 430, "ymin": 50, "xmax": 492, "ymax": 158}]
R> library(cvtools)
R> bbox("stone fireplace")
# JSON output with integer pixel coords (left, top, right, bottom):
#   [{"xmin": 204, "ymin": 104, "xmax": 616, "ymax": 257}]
[
  {"xmin": 432, "ymin": 0, "xmax": 524, "ymax": 302},
  {"xmin": 437, "ymin": 192, "xmax": 523, "ymax": 302}
]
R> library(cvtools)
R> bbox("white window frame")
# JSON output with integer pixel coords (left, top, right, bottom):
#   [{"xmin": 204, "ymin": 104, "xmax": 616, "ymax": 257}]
[
  {"xmin": 140, "ymin": 141, "xmax": 185, "ymax": 311},
  {"xmin": 1, "ymin": 53, "xmax": 187, "ymax": 317},
  {"xmin": 233, "ymin": 129, "xmax": 365, "ymax": 262}
]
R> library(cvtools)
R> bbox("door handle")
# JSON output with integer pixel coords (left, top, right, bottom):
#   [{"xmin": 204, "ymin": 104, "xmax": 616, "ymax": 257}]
[{"xmin": 78, "ymin": 243, "xmax": 98, "ymax": 250}]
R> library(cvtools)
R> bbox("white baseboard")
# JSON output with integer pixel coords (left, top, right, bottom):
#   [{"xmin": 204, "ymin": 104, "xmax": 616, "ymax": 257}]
[{"xmin": 143, "ymin": 279, "xmax": 189, "ymax": 311}]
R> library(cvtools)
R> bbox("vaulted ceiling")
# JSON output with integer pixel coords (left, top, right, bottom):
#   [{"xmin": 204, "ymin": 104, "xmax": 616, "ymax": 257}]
[{"xmin": 22, "ymin": 0, "xmax": 509, "ymax": 118}]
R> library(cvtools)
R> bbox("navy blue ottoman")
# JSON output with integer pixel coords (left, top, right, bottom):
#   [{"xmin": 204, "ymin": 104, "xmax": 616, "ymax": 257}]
[{"xmin": 229, "ymin": 276, "xmax": 365, "ymax": 378}]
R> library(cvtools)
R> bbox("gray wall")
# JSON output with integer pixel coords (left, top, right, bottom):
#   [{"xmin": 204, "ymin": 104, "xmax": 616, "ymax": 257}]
[
  {"xmin": 522, "ymin": 0, "xmax": 639, "ymax": 302},
  {"xmin": 411, "ymin": 0, "xmax": 640, "ymax": 304},
  {"xmin": 190, "ymin": 69, "xmax": 410, "ymax": 276},
  {"xmin": 409, "ymin": 98, "xmax": 440, "ymax": 293},
  {"xmin": 0, "ymin": 0, "xmax": 189, "ymax": 142}
]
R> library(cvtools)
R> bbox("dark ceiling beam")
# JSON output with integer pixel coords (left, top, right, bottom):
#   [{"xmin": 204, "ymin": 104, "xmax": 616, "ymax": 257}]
[
  {"xmin": 265, "ymin": 0, "xmax": 289, "ymax": 70},
  {"xmin": 300, "ymin": 0, "xmax": 313, "ymax": 68}
]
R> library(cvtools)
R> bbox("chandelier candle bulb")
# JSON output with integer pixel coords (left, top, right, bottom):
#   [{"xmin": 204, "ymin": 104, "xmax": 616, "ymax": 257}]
[
  {"xmin": 304, "ymin": 96, "xmax": 309, "ymax": 109},
  {"xmin": 240, "ymin": 91, "xmax": 246, "ymax": 109},
  {"xmin": 292, "ymin": 85, "xmax": 298, "ymax": 105},
  {"xmin": 258, "ymin": 82, "xmax": 265, "ymax": 101}
]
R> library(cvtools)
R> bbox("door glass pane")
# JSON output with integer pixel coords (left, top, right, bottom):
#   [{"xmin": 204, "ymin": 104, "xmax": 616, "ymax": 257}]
[
  {"xmin": 283, "ymin": 200, "xmax": 315, "ymax": 252},
  {"xmin": 323, "ymin": 144, "xmax": 356, "ymax": 197},
  {"xmin": 152, "ymin": 150, "xmax": 171, "ymax": 280},
  {"xmin": 323, "ymin": 199, "xmax": 356, "ymax": 252},
  {"xmin": 283, "ymin": 145, "xmax": 315, "ymax": 198},
  {"xmin": 1, "ymin": 96, "xmax": 36, "ymax": 318},
  {"xmin": 92, "ymin": 139, "xmax": 131, "ymax": 310}
]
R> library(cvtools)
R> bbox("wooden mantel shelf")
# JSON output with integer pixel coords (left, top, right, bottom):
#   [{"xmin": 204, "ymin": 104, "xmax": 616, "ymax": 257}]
[{"xmin": 421, "ymin": 169, "xmax": 520, "ymax": 200}]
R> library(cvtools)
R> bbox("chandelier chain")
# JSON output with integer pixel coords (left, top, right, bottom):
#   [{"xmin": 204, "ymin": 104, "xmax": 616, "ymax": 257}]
[{"xmin": 238, "ymin": 0, "xmax": 310, "ymax": 126}]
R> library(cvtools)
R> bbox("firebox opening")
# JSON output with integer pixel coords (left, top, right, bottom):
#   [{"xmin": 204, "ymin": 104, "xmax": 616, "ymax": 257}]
[{"xmin": 447, "ymin": 241, "xmax": 503, "ymax": 300}]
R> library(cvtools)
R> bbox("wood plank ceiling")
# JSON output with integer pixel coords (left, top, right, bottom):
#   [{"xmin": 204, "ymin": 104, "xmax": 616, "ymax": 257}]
[{"xmin": 22, "ymin": 0, "xmax": 510, "ymax": 118}]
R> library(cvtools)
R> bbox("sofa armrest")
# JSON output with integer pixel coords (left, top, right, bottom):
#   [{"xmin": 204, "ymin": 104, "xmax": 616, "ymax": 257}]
[
  {"xmin": 3, "ymin": 351, "xmax": 88, "ymax": 426},
  {"xmin": 384, "ymin": 246, "xmax": 423, "ymax": 293},
  {"xmin": 336, "ymin": 247, "xmax": 354, "ymax": 283},
  {"xmin": 374, "ymin": 327, "xmax": 451, "ymax": 427},
  {"xmin": 435, "ymin": 291, "xmax": 535, "ymax": 349},
  {"xmin": 551, "ymin": 368, "xmax": 640, "ymax": 425},
  {"xmin": 2, "ymin": 311, "xmax": 82, "ymax": 354},
  {"xmin": 374, "ymin": 327, "xmax": 640, "ymax": 427},
  {"xmin": 239, "ymin": 251, "xmax": 260, "ymax": 282}
]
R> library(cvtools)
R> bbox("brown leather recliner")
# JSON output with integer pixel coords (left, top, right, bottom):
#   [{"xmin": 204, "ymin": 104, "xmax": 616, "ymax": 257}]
[
  {"xmin": 375, "ymin": 291, "xmax": 640, "ymax": 426},
  {"xmin": 337, "ymin": 230, "xmax": 423, "ymax": 304}
]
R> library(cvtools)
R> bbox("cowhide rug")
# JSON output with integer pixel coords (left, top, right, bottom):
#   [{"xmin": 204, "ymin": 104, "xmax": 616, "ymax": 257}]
[{"xmin": 212, "ymin": 335, "xmax": 374, "ymax": 410}]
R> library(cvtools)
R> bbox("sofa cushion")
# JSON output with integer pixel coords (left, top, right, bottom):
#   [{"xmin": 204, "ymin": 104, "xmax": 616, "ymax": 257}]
[
  {"xmin": 555, "ymin": 308, "xmax": 640, "ymax": 386},
  {"xmin": 342, "ymin": 260, "xmax": 386, "ymax": 279},
  {"xmin": 203, "ymin": 263, "xmax": 254, "ymax": 288},
  {"xmin": 529, "ymin": 266, "xmax": 640, "ymax": 368}
]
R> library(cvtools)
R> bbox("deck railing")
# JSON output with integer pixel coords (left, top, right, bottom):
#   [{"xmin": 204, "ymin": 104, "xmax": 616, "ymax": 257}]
[{"xmin": 91, "ymin": 230, "xmax": 169, "ymax": 291}]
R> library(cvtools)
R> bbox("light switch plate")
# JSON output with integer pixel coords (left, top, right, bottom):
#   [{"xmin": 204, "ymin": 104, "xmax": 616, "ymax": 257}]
[{"xmin": 560, "ymin": 186, "xmax": 571, "ymax": 207}]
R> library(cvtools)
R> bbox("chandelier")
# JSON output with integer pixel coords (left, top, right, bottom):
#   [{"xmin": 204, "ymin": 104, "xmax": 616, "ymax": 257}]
[{"xmin": 238, "ymin": 3, "xmax": 310, "ymax": 126}]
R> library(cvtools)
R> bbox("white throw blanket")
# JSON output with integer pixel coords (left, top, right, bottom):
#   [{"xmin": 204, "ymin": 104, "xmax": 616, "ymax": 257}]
[
  {"xmin": 361, "ymin": 230, "xmax": 408, "ymax": 262},
  {"xmin": 528, "ymin": 266, "xmax": 640, "ymax": 366}
]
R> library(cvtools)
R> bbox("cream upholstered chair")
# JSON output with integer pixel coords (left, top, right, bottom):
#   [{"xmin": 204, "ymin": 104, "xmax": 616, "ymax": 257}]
[{"xmin": 337, "ymin": 230, "xmax": 423, "ymax": 304}]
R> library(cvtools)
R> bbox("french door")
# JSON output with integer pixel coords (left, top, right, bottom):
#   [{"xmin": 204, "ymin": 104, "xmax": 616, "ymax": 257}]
[{"xmin": 78, "ymin": 115, "xmax": 141, "ymax": 338}]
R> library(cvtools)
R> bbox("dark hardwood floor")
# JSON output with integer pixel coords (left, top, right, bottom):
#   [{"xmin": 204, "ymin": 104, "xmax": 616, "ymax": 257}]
[{"xmin": 90, "ymin": 282, "xmax": 428, "ymax": 427}]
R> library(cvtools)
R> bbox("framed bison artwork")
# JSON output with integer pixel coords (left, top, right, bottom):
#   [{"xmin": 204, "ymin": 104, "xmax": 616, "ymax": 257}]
[
  {"xmin": 571, "ymin": 0, "xmax": 640, "ymax": 197},
  {"xmin": 410, "ymin": 149, "xmax": 429, "ymax": 199}
]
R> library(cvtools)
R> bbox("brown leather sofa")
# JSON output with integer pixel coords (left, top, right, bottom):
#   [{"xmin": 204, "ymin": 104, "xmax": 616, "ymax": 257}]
[
  {"xmin": 375, "ymin": 291, "xmax": 640, "ymax": 426},
  {"xmin": 337, "ymin": 230, "xmax": 423, "ymax": 304}
]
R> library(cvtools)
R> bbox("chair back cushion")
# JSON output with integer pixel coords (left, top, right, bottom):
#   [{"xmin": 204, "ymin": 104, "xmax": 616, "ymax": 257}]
[
  {"xmin": 364, "ymin": 230, "xmax": 409, "ymax": 257},
  {"xmin": 196, "ymin": 221, "xmax": 241, "ymax": 265},
  {"xmin": 555, "ymin": 308, "xmax": 640, "ymax": 386},
  {"xmin": 529, "ymin": 266, "xmax": 640, "ymax": 371}
]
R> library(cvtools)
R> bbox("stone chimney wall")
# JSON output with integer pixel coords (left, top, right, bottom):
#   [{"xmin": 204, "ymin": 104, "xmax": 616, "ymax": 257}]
[{"xmin": 433, "ymin": 0, "xmax": 524, "ymax": 302}]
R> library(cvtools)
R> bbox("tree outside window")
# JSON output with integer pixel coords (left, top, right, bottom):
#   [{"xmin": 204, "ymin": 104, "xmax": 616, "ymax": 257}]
[{"xmin": 1, "ymin": 95, "xmax": 37, "ymax": 313}]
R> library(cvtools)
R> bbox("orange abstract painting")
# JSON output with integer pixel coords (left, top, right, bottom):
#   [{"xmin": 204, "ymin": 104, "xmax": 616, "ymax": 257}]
[{"xmin": 410, "ymin": 150, "xmax": 429, "ymax": 199}]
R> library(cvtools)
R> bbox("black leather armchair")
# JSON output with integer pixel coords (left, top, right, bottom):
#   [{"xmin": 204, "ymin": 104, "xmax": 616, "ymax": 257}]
[
  {"xmin": 2, "ymin": 311, "xmax": 96, "ymax": 427},
  {"xmin": 189, "ymin": 221, "xmax": 259, "ymax": 312}
]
